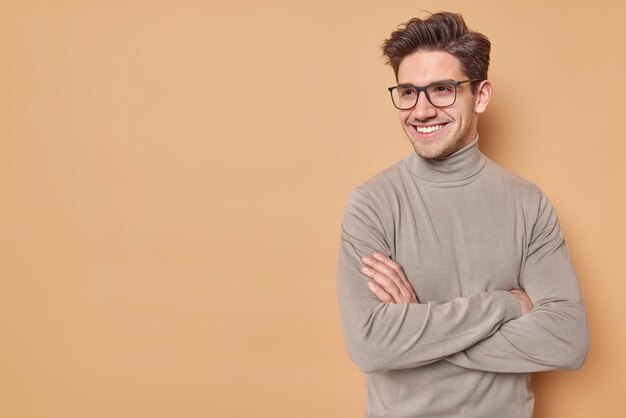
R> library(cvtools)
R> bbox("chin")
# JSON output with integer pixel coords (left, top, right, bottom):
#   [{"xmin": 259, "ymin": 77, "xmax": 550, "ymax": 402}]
[
  {"xmin": 411, "ymin": 142, "xmax": 450, "ymax": 160},
  {"xmin": 411, "ymin": 134, "xmax": 471, "ymax": 159}
]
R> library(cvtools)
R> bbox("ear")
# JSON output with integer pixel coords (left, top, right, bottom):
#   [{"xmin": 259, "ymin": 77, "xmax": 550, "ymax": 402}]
[{"xmin": 474, "ymin": 80, "xmax": 492, "ymax": 114}]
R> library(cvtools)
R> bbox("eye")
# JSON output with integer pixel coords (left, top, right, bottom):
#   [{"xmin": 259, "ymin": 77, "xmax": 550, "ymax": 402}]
[
  {"xmin": 399, "ymin": 88, "xmax": 416, "ymax": 97},
  {"xmin": 430, "ymin": 84, "xmax": 455, "ymax": 95}
]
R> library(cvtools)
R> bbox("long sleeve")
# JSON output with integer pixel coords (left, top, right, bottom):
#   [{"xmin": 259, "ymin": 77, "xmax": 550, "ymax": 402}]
[
  {"xmin": 338, "ymin": 143, "xmax": 584, "ymax": 417},
  {"xmin": 337, "ymin": 188, "xmax": 521, "ymax": 373},
  {"xmin": 446, "ymin": 192, "xmax": 589, "ymax": 373}
]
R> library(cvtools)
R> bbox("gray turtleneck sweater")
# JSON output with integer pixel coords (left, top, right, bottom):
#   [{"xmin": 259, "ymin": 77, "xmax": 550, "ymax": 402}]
[{"xmin": 337, "ymin": 138, "xmax": 588, "ymax": 418}]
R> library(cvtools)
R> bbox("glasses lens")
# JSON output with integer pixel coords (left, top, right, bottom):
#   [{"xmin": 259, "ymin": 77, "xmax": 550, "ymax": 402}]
[
  {"xmin": 391, "ymin": 86, "xmax": 417, "ymax": 110},
  {"xmin": 390, "ymin": 83, "xmax": 459, "ymax": 109},
  {"xmin": 427, "ymin": 83, "xmax": 457, "ymax": 107}
]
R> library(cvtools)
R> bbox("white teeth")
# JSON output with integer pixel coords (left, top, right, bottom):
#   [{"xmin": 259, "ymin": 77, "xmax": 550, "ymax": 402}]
[{"xmin": 416, "ymin": 124, "xmax": 444, "ymax": 133}]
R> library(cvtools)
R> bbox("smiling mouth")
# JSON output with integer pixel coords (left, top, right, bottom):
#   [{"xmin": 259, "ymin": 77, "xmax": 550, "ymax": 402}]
[{"xmin": 415, "ymin": 123, "xmax": 447, "ymax": 133}]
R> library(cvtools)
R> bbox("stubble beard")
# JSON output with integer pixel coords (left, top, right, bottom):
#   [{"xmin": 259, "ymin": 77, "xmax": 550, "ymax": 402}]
[{"xmin": 407, "ymin": 127, "xmax": 468, "ymax": 160}]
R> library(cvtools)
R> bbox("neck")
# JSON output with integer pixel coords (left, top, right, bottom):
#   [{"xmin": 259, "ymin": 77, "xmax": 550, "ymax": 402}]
[{"xmin": 405, "ymin": 135, "xmax": 485, "ymax": 183}]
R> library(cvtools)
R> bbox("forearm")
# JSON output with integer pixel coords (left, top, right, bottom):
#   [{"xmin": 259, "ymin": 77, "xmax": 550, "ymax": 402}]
[
  {"xmin": 337, "ymin": 187, "xmax": 526, "ymax": 373},
  {"xmin": 447, "ymin": 194, "xmax": 589, "ymax": 373},
  {"xmin": 446, "ymin": 299, "xmax": 588, "ymax": 373},
  {"xmin": 338, "ymin": 241, "xmax": 521, "ymax": 373}
]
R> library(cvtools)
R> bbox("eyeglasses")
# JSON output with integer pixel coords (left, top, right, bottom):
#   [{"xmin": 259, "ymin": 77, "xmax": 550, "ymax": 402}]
[{"xmin": 387, "ymin": 79, "xmax": 481, "ymax": 110}]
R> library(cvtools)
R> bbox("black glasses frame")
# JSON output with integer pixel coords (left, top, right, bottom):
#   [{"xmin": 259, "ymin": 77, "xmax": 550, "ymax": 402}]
[{"xmin": 387, "ymin": 79, "xmax": 482, "ymax": 110}]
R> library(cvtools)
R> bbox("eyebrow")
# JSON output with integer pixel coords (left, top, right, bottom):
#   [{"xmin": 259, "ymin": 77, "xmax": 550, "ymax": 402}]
[{"xmin": 397, "ymin": 79, "xmax": 457, "ymax": 88}]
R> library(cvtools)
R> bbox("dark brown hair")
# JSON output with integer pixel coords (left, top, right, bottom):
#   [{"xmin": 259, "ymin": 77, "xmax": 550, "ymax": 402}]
[{"xmin": 382, "ymin": 12, "xmax": 490, "ymax": 91}]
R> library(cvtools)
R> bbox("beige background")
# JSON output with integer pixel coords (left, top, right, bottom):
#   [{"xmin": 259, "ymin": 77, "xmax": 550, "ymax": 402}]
[{"xmin": 2, "ymin": 0, "xmax": 624, "ymax": 417}]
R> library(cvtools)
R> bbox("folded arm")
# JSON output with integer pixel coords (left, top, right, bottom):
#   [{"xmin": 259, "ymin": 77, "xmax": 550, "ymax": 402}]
[
  {"xmin": 445, "ymin": 194, "xmax": 588, "ymax": 373},
  {"xmin": 361, "ymin": 252, "xmax": 534, "ymax": 315},
  {"xmin": 337, "ymin": 189, "xmax": 521, "ymax": 373}
]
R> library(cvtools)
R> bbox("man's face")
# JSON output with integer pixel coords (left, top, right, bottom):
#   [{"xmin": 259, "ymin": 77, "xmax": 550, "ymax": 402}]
[{"xmin": 396, "ymin": 50, "xmax": 490, "ymax": 159}]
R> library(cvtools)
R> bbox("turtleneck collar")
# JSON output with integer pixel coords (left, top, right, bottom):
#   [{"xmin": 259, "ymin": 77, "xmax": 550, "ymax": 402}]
[{"xmin": 404, "ymin": 135, "xmax": 486, "ymax": 183}]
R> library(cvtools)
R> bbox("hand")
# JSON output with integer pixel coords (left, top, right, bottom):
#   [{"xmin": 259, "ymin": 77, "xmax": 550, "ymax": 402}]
[
  {"xmin": 360, "ymin": 252, "xmax": 418, "ymax": 303},
  {"xmin": 509, "ymin": 289, "xmax": 534, "ymax": 315}
]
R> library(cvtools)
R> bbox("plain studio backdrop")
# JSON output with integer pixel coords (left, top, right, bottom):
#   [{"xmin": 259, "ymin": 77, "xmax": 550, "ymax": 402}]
[{"xmin": 2, "ymin": 1, "xmax": 624, "ymax": 417}]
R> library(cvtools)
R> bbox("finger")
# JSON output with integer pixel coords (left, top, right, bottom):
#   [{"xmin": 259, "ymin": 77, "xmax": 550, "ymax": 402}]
[
  {"xmin": 362, "ymin": 256, "xmax": 413, "ymax": 300},
  {"xmin": 361, "ymin": 256, "xmax": 405, "ymax": 290},
  {"xmin": 367, "ymin": 280, "xmax": 394, "ymax": 303},
  {"xmin": 372, "ymin": 253, "xmax": 412, "ymax": 287},
  {"xmin": 360, "ymin": 266, "xmax": 403, "ymax": 303},
  {"xmin": 363, "ymin": 265, "xmax": 418, "ymax": 303},
  {"xmin": 370, "ymin": 253, "xmax": 413, "ymax": 292}
]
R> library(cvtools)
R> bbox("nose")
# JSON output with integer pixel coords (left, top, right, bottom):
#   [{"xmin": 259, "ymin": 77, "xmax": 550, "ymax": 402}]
[{"xmin": 410, "ymin": 91, "xmax": 437, "ymax": 120}]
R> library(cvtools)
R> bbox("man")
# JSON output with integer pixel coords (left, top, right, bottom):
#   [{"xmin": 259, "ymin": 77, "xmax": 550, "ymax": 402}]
[{"xmin": 336, "ymin": 12, "xmax": 588, "ymax": 418}]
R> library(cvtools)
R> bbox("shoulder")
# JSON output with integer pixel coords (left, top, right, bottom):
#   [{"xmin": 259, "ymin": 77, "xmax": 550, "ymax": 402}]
[
  {"xmin": 483, "ymin": 157, "xmax": 544, "ymax": 200},
  {"xmin": 481, "ymin": 157, "xmax": 562, "ymax": 228}
]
